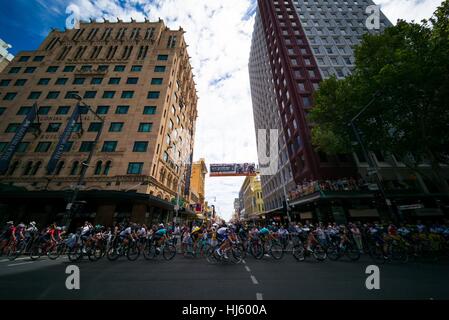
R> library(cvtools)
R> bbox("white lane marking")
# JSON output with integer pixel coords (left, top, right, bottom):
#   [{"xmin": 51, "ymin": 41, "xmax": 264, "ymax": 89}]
[
  {"xmin": 242, "ymin": 260, "xmax": 246, "ymax": 264},
  {"xmin": 245, "ymin": 266, "xmax": 251, "ymax": 272},
  {"xmin": 256, "ymin": 293, "xmax": 263, "ymax": 300},
  {"xmin": 250, "ymin": 275, "xmax": 259, "ymax": 285},
  {"xmin": 0, "ymin": 259, "xmax": 8, "ymax": 262},
  {"xmin": 8, "ymin": 261, "xmax": 34, "ymax": 267}
]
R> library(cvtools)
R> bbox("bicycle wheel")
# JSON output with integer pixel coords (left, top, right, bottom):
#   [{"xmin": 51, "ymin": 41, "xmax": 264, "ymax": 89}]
[
  {"xmin": 68, "ymin": 245, "xmax": 83, "ymax": 262},
  {"xmin": 29, "ymin": 243, "xmax": 43, "ymax": 261},
  {"xmin": 269, "ymin": 242, "xmax": 284, "ymax": 260},
  {"xmin": 231, "ymin": 246, "xmax": 244, "ymax": 264},
  {"xmin": 206, "ymin": 246, "xmax": 219, "ymax": 264},
  {"xmin": 369, "ymin": 244, "xmax": 386, "ymax": 264},
  {"xmin": 347, "ymin": 244, "xmax": 361, "ymax": 261},
  {"xmin": 250, "ymin": 241, "xmax": 264, "ymax": 260},
  {"xmin": 7, "ymin": 242, "xmax": 19, "ymax": 261},
  {"xmin": 163, "ymin": 244, "xmax": 177, "ymax": 260},
  {"xmin": 326, "ymin": 245, "xmax": 340, "ymax": 261},
  {"xmin": 313, "ymin": 245, "xmax": 327, "ymax": 261},
  {"xmin": 107, "ymin": 246, "xmax": 121, "ymax": 261},
  {"xmin": 143, "ymin": 242, "xmax": 157, "ymax": 260},
  {"xmin": 127, "ymin": 241, "xmax": 140, "ymax": 261},
  {"xmin": 391, "ymin": 244, "xmax": 408, "ymax": 263},
  {"xmin": 292, "ymin": 245, "xmax": 305, "ymax": 261},
  {"xmin": 47, "ymin": 244, "xmax": 60, "ymax": 260}
]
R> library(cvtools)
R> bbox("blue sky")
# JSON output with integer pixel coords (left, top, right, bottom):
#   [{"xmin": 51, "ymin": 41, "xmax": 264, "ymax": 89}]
[{"xmin": 0, "ymin": 0, "xmax": 443, "ymax": 220}]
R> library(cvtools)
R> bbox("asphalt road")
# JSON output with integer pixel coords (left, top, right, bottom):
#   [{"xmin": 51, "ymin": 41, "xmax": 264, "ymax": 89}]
[{"xmin": 0, "ymin": 252, "xmax": 448, "ymax": 300}]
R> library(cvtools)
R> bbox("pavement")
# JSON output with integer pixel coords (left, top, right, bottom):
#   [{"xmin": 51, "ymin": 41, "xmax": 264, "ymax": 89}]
[{"xmin": 0, "ymin": 252, "xmax": 448, "ymax": 300}]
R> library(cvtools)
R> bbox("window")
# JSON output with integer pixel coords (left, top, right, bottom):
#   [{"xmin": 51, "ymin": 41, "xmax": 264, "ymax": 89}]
[
  {"xmin": 157, "ymin": 55, "xmax": 168, "ymax": 61},
  {"xmin": 98, "ymin": 65, "xmax": 108, "ymax": 72},
  {"xmin": 147, "ymin": 91, "xmax": 160, "ymax": 99},
  {"xmin": 63, "ymin": 141, "xmax": 73, "ymax": 152},
  {"xmin": 102, "ymin": 141, "xmax": 117, "ymax": 152},
  {"xmin": 0, "ymin": 79, "xmax": 11, "ymax": 86},
  {"xmin": 3, "ymin": 92, "xmax": 17, "ymax": 101},
  {"xmin": 63, "ymin": 66, "xmax": 75, "ymax": 72},
  {"xmin": 19, "ymin": 56, "xmax": 30, "ymax": 62},
  {"xmin": 79, "ymin": 105, "xmax": 89, "ymax": 114},
  {"xmin": 79, "ymin": 141, "xmax": 94, "ymax": 152},
  {"xmin": 0, "ymin": 107, "xmax": 6, "ymax": 116},
  {"xmin": 55, "ymin": 78, "xmax": 68, "ymax": 85},
  {"xmin": 151, "ymin": 78, "xmax": 163, "ymax": 85},
  {"xmin": 17, "ymin": 142, "xmax": 29, "ymax": 153},
  {"xmin": 131, "ymin": 65, "xmax": 142, "ymax": 72},
  {"xmin": 46, "ymin": 91, "xmax": 60, "ymax": 99},
  {"xmin": 46, "ymin": 66, "xmax": 58, "ymax": 73},
  {"xmin": 56, "ymin": 106, "xmax": 70, "ymax": 115},
  {"xmin": 88, "ymin": 122, "xmax": 102, "ymax": 132},
  {"xmin": 114, "ymin": 65, "xmax": 125, "ymax": 72},
  {"xmin": 163, "ymin": 151, "xmax": 169, "ymax": 162},
  {"xmin": 38, "ymin": 106, "xmax": 51, "ymax": 115},
  {"xmin": 46, "ymin": 123, "xmax": 61, "ymax": 132},
  {"xmin": 65, "ymin": 91, "xmax": 79, "ymax": 99},
  {"xmin": 73, "ymin": 78, "xmax": 85, "ymax": 85},
  {"xmin": 96, "ymin": 106, "xmax": 109, "ymax": 114},
  {"xmin": 17, "ymin": 106, "xmax": 32, "ymax": 115},
  {"xmin": 103, "ymin": 91, "xmax": 115, "ymax": 99},
  {"xmin": 33, "ymin": 56, "xmax": 44, "ymax": 62},
  {"xmin": 55, "ymin": 161, "xmax": 65, "ymax": 175},
  {"xmin": 14, "ymin": 79, "xmax": 27, "ymax": 86},
  {"xmin": 91, "ymin": 78, "xmax": 103, "ymax": 85},
  {"xmin": 83, "ymin": 91, "xmax": 97, "ymax": 99},
  {"xmin": 73, "ymin": 123, "xmax": 82, "ymax": 132},
  {"xmin": 115, "ymin": 105, "xmax": 129, "ymax": 114},
  {"xmin": 121, "ymin": 91, "xmax": 134, "ymax": 99},
  {"xmin": 127, "ymin": 162, "xmax": 143, "ymax": 174},
  {"xmin": 138, "ymin": 123, "xmax": 153, "ymax": 132},
  {"xmin": 35, "ymin": 142, "xmax": 51, "ymax": 152},
  {"xmin": 80, "ymin": 65, "xmax": 92, "ymax": 72},
  {"xmin": 126, "ymin": 77, "xmax": 139, "ymax": 84},
  {"xmin": 154, "ymin": 66, "xmax": 166, "ymax": 72},
  {"xmin": 70, "ymin": 161, "xmax": 79, "ymax": 175},
  {"xmin": 24, "ymin": 66, "xmax": 36, "ymax": 74},
  {"xmin": 38, "ymin": 78, "xmax": 50, "ymax": 85},
  {"xmin": 303, "ymin": 96, "xmax": 312, "ymax": 107},
  {"xmin": 94, "ymin": 161, "xmax": 102, "ymax": 175},
  {"xmin": 5, "ymin": 123, "xmax": 20, "ymax": 133},
  {"xmin": 0, "ymin": 142, "xmax": 7, "ymax": 152},
  {"xmin": 143, "ymin": 106, "xmax": 156, "ymax": 115},
  {"xmin": 9, "ymin": 67, "xmax": 21, "ymax": 74},
  {"xmin": 133, "ymin": 141, "xmax": 148, "ymax": 152},
  {"xmin": 103, "ymin": 161, "xmax": 111, "ymax": 175},
  {"xmin": 109, "ymin": 122, "xmax": 124, "ymax": 132},
  {"xmin": 108, "ymin": 77, "xmax": 120, "ymax": 85}
]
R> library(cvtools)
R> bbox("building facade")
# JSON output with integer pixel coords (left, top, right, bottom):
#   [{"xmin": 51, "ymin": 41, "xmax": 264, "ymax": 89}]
[
  {"xmin": 0, "ymin": 39, "xmax": 14, "ymax": 73},
  {"xmin": 190, "ymin": 158, "xmax": 207, "ymax": 210},
  {"xmin": 239, "ymin": 174, "xmax": 265, "ymax": 221},
  {"xmin": 249, "ymin": 0, "xmax": 449, "ymax": 223},
  {"xmin": 0, "ymin": 20, "xmax": 198, "ymax": 228}
]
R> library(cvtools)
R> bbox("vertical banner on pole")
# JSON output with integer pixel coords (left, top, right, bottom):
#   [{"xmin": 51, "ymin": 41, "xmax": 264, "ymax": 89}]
[
  {"xmin": 47, "ymin": 104, "xmax": 80, "ymax": 174},
  {"xmin": 0, "ymin": 104, "xmax": 38, "ymax": 174}
]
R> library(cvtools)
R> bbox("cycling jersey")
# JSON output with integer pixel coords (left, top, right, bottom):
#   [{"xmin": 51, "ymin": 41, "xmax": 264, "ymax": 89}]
[
  {"xmin": 119, "ymin": 227, "xmax": 132, "ymax": 238},
  {"xmin": 258, "ymin": 227, "xmax": 269, "ymax": 235},
  {"xmin": 155, "ymin": 228, "xmax": 167, "ymax": 236}
]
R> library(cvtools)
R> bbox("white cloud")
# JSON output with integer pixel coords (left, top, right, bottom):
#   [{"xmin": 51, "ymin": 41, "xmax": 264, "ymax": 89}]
[{"xmin": 66, "ymin": 0, "xmax": 442, "ymax": 221}]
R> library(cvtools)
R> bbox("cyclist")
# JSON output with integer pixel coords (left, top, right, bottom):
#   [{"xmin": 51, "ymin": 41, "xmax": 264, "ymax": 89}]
[
  {"xmin": 13, "ymin": 223, "xmax": 26, "ymax": 242},
  {"xmin": 258, "ymin": 225, "xmax": 270, "ymax": 242},
  {"xmin": 153, "ymin": 224, "xmax": 167, "ymax": 253},
  {"xmin": 215, "ymin": 225, "xmax": 231, "ymax": 258},
  {"xmin": 277, "ymin": 225, "xmax": 289, "ymax": 248},
  {"xmin": 191, "ymin": 224, "xmax": 202, "ymax": 254}
]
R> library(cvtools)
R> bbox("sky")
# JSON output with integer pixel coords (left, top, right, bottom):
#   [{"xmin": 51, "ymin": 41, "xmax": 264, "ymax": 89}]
[{"xmin": 0, "ymin": 0, "xmax": 444, "ymax": 221}]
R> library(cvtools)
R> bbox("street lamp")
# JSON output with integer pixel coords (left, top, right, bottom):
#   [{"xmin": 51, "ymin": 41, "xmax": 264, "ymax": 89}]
[
  {"xmin": 63, "ymin": 94, "xmax": 105, "ymax": 228},
  {"xmin": 348, "ymin": 92, "xmax": 399, "ymax": 223}
]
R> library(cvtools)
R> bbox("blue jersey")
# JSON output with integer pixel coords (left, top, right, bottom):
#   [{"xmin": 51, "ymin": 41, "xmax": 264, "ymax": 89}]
[{"xmin": 258, "ymin": 228, "xmax": 269, "ymax": 235}]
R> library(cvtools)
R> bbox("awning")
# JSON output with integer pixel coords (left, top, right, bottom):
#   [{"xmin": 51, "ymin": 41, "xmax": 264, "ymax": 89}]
[{"xmin": 349, "ymin": 209, "xmax": 380, "ymax": 217}]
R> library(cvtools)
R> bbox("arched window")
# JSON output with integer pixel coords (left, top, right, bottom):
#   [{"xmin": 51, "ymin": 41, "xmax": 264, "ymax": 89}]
[
  {"xmin": 103, "ymin": 161, "xmax": 111, "ymax": 175},
  {"xmin": 80, "ymin": 160, "xmax": 88, "ymax": 176},
  {"xmin": 7, "ymin": 161, "xmax": 19, "ymax": 176},
  {"xmin": 94, "ymin": 161, "xmax": 102, "ymax": 175},
  {"xmin": 30, "ymin": 161, "xmax": 42, "ymax": 176},
  {"xmin": 23, "ymin": 161, "xmax": 33, "ymax": 176},
  {"xmin": 55, "ymin": 161, "xmax": 64, "ymax": 175},
  {"xmin": 70, "ymin": 161, "xmax": 79, "ymax": 176}
]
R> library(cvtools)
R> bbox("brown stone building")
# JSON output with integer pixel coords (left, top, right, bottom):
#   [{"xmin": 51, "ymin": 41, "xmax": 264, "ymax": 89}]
[{"xmin": 0, "ymin": 19, "xmax": 198, "ymax": 228}]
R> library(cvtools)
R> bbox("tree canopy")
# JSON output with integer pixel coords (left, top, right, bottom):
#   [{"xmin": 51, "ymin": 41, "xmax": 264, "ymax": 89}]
[{"xmin": 310, "ymin": 0, "xmax": 449, "ymax": 191}]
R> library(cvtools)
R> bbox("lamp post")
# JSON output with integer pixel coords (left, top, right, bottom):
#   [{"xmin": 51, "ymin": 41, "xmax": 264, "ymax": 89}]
[
  {"xmin": 349, "ymin": 92, "xmax": 399, "ymax": 223},
  {"xmin": 63, "ymin": 94, "xmax": 104, "ymax": 228}
]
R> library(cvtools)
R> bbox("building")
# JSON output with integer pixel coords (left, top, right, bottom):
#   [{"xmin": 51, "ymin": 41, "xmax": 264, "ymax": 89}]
[
  {"xmin": 189, "ymin": 158, "xmax": 207, "ymax": 211},
  {"xmin": 0, "ymin": 39, "xmax": 14, "ymax": 73},
  {"xmin": 0, "ymin": 19, "xmax": 198, "ymax": 228},
  {"xmin": 249, "ymin": 0, "xmax": 449, "ymax": 223},
  {"xmin": 239, "ymin": 174, "xmax": 265, "ymax": 222}
]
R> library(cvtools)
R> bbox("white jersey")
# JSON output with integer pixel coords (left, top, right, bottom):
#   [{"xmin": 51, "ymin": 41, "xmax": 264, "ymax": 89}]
[{"xmin": 217, "ymin": 227, "xmax": 228, "ymax": 236}]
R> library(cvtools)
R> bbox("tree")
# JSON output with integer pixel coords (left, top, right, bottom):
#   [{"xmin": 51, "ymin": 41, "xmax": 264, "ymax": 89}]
[{"xmin": 310, "ymin": 0, "xmax": 449, "ymax": 193}]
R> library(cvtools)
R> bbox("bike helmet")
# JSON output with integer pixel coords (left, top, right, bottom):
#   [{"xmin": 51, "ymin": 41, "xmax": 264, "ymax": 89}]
[
  {"xmin": 30, "ymin": 221, "xmax": 36, "ymax": 227},
  {"xmin": 18, "ymin": 223, "xmax": 25, "ymax": 228},
  {"xmin": 7, "ymin": 221, "xmax": 13, "ymax": 225},
  {"xmin": 159, "ymin": 223, "xmax": 165, "ymax": 228},
  {"xmin": 56, "ymin": 227, "xmax": 62, "ymax": 231}
]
